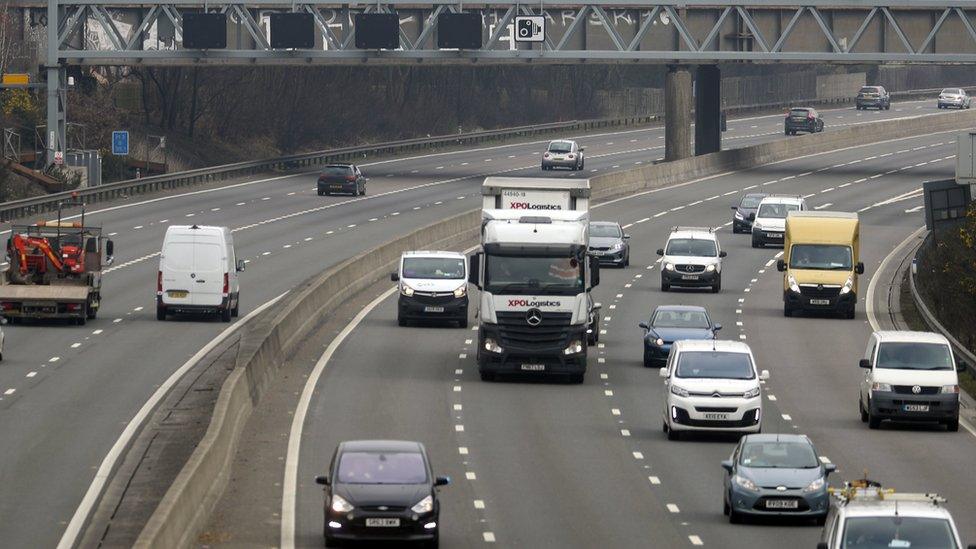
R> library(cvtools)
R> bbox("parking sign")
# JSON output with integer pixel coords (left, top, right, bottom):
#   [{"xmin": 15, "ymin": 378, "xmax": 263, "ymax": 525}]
[{"xmin": 112, "ymin": 131, "xmax": 129, "ymax": 156}]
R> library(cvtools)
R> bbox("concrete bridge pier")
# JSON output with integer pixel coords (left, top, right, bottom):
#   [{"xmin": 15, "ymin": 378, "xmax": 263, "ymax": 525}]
[{"xmin": 665, "ymin": 65, "xmax": 692, "ymax": 162}]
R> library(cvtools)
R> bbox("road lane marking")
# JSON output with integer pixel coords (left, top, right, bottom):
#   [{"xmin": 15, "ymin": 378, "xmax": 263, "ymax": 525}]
[{"xmin": 667, "ymin": 503, "xmax": 680, "ymax": 513}]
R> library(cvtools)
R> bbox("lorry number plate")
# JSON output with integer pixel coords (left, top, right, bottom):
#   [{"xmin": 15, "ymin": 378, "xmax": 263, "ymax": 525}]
[{"xmin": 521, "ymin": 364, "xmax": 545, "ymax": 371}]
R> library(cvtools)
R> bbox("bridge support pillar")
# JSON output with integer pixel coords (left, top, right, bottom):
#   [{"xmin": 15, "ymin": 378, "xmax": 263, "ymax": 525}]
[
  {"xmin": 665, "ymin": 65, "xmax": 692, "ymax": 162},
  {"xmin": 695, "ymin": 64, "xmax": 722, "ymax": 156}
]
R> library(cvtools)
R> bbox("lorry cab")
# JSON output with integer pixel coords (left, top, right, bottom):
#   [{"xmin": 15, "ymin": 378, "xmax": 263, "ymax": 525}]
[
  {"xmin": 777, "ymin": 211, "xmax": 862, "ymax": 319},
  {"xmin": 157, "ymin": 225, "xmax": 244, "ymax": 322}
]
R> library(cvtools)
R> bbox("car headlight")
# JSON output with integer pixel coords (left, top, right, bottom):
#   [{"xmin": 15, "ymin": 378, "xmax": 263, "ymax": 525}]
[
  {"xmin": 331, "ymin": 495, "xmax": 354, "ymax": 513},
  {"xmin": 743, "ymin": 386, "xmax": 761, "ymax": 399},
  {"xmin": 453, "ymin": 285, "xmax": 466, "ymax": 298},
  {"xmin": 788, "ymin": 274, "xmax": 800, "ymax": 293},
  {"xmin": 705, "ymin": 264, "xmax": 716, "ymax": 272},
  {"xmin": 610, "ymin": 242, "xmax": 624, "ymax": 251},
  {"xmin": 400, "ymin": 284, "xmax": 415, "ymax": 297},
  {"xmin": 664, "ymin": 262, "xmax": 675, "ymax": 271},
  {"xmin": 670, "ymin": 384, "xmax": 690, "ymax": 397},
  {"xmin": 871, "ymin": 382, "xmax": 892, "ymax": 392},
  {"xmin": 484, "ymin": 338, "xmax": 503, "ymax": 354},
  {"xmin": 752, "ymin": 222, "xmax": 763, "ymax": 231},
  {"xmin": 734, "ymin": 212, "xmax": 744, "ymax": 220},
  {"xmin": 803, "ymin": 477, "xmax": 826, "ymax": 493},
  {"xmin": 653, "ymin": 337, "xmax": 665, "ymax": 346},
  {"xmin": 563, "ymin": 339, "xmax": 584, "ymax": 355},
  {"xmin": 839, "ymin": 276, "xmax": 854, "ymax": 295},
  {"xmin": 940, "ymin": 384, "xmax": 960, "ymax": 394},
  {"xmin": 411, "ymin": 495, "xmax": 434, "ymax": 514},
  {"xmin": 733, "ymin": 474, "xmax": 758, "ymax": 492}
]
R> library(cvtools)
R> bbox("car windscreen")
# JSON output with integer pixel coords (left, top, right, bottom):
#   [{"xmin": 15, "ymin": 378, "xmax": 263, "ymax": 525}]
[
  {"xmin": 652, "ymin": 309, "xmax": 710, "ymax": 329},
  {"xmin": 590, "ymin": 224, "xmax": 622, "ymax": 238},
  {"xmin": 484, "ymin": 254, "xmax": 583, "ymax": 295},
  {"xmin": 740, "ymin": 195, "xmax": 764, "ymax": 208},
  {"xmin": 790, "ymin": 109, "xmax": 810, "ymax": 117},
  {"xmin": 876, "ymin": 342, "xmax": 954, "ymax": 371},
  {"xmin": 841, "ymin": 517, "xmax": 958, "ymax": 549},
  {"xmin": 336, "ymin": 451, "xmax": 428, "ymax": 484},
  {"xmin": 757, "ymin": 203, "xmax": 799, "ymax": 219},
  {"xmin": 738, "ymin": 441, "xmax": 819, "ymax": 468},
  {"xmin": 675, "ymin": 352, "xmax": 754, "ymax": 380},
  {"xmin": 665, "ymin": 238, "xmax": 717, "ymax": 257},
  {"xmin": 789, "ymin": 244, "xmax": 852, "ymax": 271},
  {"xmin": 548, "ymin": 142, "xmax": 573, "ymax": 153},
  {"xmin": 402, "ymin": 257, "xmax": 465, "ymax": 280},
  {"xmin": 322, "ymin": 166, "xmax": 352, "ymax": 177}
]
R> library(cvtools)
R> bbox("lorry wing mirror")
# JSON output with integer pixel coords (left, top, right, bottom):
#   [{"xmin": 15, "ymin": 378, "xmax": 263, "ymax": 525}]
[
  {"xmin": 748, "ymin": 213, "xmax": 756, "ymax": 221},
  {"xmin": 236, "ymin": 259, "xmax": 246, "ymax": 272},
  {"xmin": 859, "ymin": 359, "xmax": 871, "ymax": 369},
  {"xmin": 777, "ymin": 259, "xmax": 786, "ymax": 272},
  {"xmin": 390, "ymin": 272, "xmax": 399, "ymax": 282},
  {"xmin": 656, "ymin": 249, "xmax": 664, "ymax": 256},
  {"xmin": 589, "ymin": 256, "xmax": 600, "ymax": 288},
  {"xmin": 468, "ymin": 253, "xmax": 481, "ymax": 289},
  {"xmin": 855, "ymin": 262, "xmax": 865, "ymax": 275},
  {"xmin": 106, "ymin": 240, "xmax": 114, "ymax": 257}
]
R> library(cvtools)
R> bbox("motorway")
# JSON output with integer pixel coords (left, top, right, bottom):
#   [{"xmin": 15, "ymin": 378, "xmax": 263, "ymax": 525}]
[
  {"xmin": 0, "ymin": 98, "xmax": 960, "ymax": 547},
  {"xmin": 282, "ymin": 126, "xmax": 976, "ymax": 547}
]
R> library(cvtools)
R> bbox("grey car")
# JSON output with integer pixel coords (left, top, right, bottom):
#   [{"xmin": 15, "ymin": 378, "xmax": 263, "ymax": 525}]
[
  {"xmin": 722, "ymin": 434, "xmax": 835, "ymax": 525},
  {"xmin": 542, "ymin": 140, "xmax": 585, "ymax": 171},
  {"xmin": 938, "ymin": 88, "xmax": 972, "ymax": 109},
  {"xmin": 731, "ymin": 193, "xmax": 768, "ymax": 234},
  {"xmin": 589, "ymin": 221, "xmax": 629, "ymax": 267}
]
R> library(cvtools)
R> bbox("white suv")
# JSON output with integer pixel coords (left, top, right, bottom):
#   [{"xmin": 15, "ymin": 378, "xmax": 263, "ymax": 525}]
[
  {"xmin": 659, "ymin": 340, "xmax": 769, "ymax": 440},
  {"xmin": 657, "ymin": 226, "xmax": 726, "ymax": 293},
  {"xmin": 858, "ymin": 330, "xmax": 962, "ymax": 431},
  {"xmin": 751, "ymin": 195, "xmax": 807, "ymax": 248}
]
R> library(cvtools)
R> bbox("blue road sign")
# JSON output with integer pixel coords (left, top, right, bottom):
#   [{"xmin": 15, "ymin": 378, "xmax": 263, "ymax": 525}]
[{"xmin": 112, "ymin": 131, "xmax": 129, "ymax": 156}]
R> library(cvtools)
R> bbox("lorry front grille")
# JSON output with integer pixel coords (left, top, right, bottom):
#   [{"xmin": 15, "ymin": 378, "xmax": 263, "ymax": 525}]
[
  {"xmin": 495, "ymin": 312, "xmax": 573, "ymax": 346},
  {"xmin": 798, "ymin": 285, "xmax": 841, "ymax": 299}
]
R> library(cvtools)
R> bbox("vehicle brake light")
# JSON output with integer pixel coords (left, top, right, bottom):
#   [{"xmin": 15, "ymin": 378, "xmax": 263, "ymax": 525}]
[
  {"xmin": 66, "ymin": 303, "xmax": 82, "ymax": 311},
  {"xmin": 1, "ymin": 302, "xmax": 15, "ymax": 311},
  {"xmin": 807, "ymin": 114, "xmax": 815, "ymax": 120},
  {"xmin": 157, "ymin": 271, "xmax": 163, "ymax": 292},
  {"xmin": 223, "ymin": 273, "xmax": 230, "ymax": 295}
]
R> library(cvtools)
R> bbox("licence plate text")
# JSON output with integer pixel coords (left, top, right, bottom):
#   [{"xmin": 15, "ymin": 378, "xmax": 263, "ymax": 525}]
[
  {"xmin": 766, "ymin": 500, "xmax": 799, "ymax": 509},
  {"xmin": 521, "ymin": 364, "xmax": 545, "ymax": 371},
  {"xmin": 703, "ymin": 413, "xmax": 729, "ymax": 420},
  {"xmin": 365, "ymin": 518, "xmax": 400, "ymax": 527},
  {"xmin": 904, "ymin": 404, "xmax": 930, "ymax": 412},
  {"xmin": 681, "ymin": 275, "xmax": 699, "ymax": 280},
  {"xmin": 167, "ymin": 290, "xmax": 189, "ymax": 298},
  {"xmin": 809, "ymin": 299, "xmax": 831, "ymax": 305},
  {"xmin": 424, "ymin": 306, "xmax": 445, "ymax": 313}
]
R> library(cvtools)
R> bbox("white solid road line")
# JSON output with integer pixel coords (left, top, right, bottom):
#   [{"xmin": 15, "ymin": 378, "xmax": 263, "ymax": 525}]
[{"xmin": 57, "ymin": 291, "xmax": 289, "ymax": 549}]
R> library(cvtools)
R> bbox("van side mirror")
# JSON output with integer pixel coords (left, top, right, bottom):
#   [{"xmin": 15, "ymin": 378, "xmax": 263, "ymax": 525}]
[
  {"xmin": 777, "ymin": 259, "xmax": 786, "ymax": 272},
  {"xmin": 656, "ymin": 249, "xmax": 664, "ymax": 256},
  {"xmin": 721, "ymin": 460, "xmax": 734, "ymax": 473},
  {"xmin": 730, "ymin": 205, "xmax": 738, "ymax": 210},
  {"xmin": 824, "ymin": 464, "xmax": 837, "ymax": 475},
  {"xmin": 314, "ymin": 475, "xmax": 330, "ymax": 486},
  {"xmin": 748, "ymin": 213, "xmax": 756, "ymax": 221},
  {"xmin": 236, "ymin": 259, "xmax": 246, "ymax": 272},
  {"xmin": 713, "ymin": 323, "xmax": 722, "ymax": 333},
  {"xmin": 390, "ymin": 272, "xmax": 399, "ymax": 282},
  {"xmin": 106, "ymin": 240, "xmax": 114, "ymax": 257},
  {"xmin": 638, "ymin": 322, "xmax": 649, "ymax": 330},
  {"xmin": 435, "ymin": 476, "xmax": 451, "ymax": 487},
  {"xmin": 468, "ymin": 253, "xmax": 481, "ymax": 289},
  {"xmin": 623, "ymin": 234, "xmax": 631, "ymax": 240},
  {"xmin": 589, "ymin": 256, "xmax": 600, "ymax": 288},
  {"xmin": 855, "ymin": 262, "xmax": 865, "ymax": 275},
  {"xmin": 957, "ymin": 359, "xmax": 967, "ymax": 373},
  {"xmin": 760, "ymin": 370, "xmax": 770, "ymax": 380},
  {"xmin": 659, "ymin": 367, "xmax": 668, "ymax": 378},
  {"xmin": 859, "ymin": 359, "xmax": 871, "ymax": 369},
  {"xmin": 719, "ymin": 251, "xmax": 727, "ymax": 258}
]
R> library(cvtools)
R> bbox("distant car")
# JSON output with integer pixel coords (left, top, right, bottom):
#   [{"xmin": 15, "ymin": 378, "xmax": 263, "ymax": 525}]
[
  {"xmin": 639, "ymin": 305, "xmax": 721, "ymax": 367},
  {"xmin": 751, "ymin": 195, "xmax": 807, "ymax": 248},
  {"xmin": 855, "ymin": 86, "xmax": 890, "ymax": 110},
  {"xmin": 785, "ymin": 108, "xmax": 824, "ymax": 135},
  {"xmin": 659, "ymin": 340, "xmax": 768, "ymax": 440},
  {"xmin": 542, "ymin": 140, "xmax": 584, "ymax": 171},
  {"xmin": 315, "ymin": 440, "xmax": 450, "ymax": 548},
  {"xmin": 589, "ymin": 221, "xmax": 630, "ymax": 267},
  {"xmin": 722, "ymin": 434, "xmax": 835, "ymax": 525},
  {"xmin": 731, "ymin": 193, "xmax": 768, "ymax": 234},
  {"xmin": 657, "ymin": 226, "xmax": 726, "ymax": 293},
  {"xmin": 938, "ymin": 88, "xmax": 971, "ymax": 109},
  {"xmin": 318, "ymin": 164, "xmax": 367, "ymax": 196}
]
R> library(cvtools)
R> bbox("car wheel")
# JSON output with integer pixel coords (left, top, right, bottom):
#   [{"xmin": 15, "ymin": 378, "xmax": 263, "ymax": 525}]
[
  {"xmin": 859, "ymin": 398, "xmax": 869, "ymax": 423},
  {"xmin": 458, "ymin": 317, "xmax": 468, "ymax": 329},
  {"xmin": 221, "ymin": 306, "xmax": 232, "ymax": 323},
  {"xmin": 712, "ymin": 277, "xmax": 721, "ymax": 293},
  {"xmin": 723, "ymin": 496, "xmax": 730, "ymax": 516},
  {"xmin": 666, "ymin": 424, "xmax": 680, "ymax": 441},
  {"xmin": 156, "ymin": 306, "xmax": 167, "ymax": 321},
  {"xmin": 232, "ymin": 297, "xmax": 240, "ymax": 317},
  {"xmin": 324, "ymin": 534, "xmax": 341, "ymax": 547},
  {"xmin": 643, "ymin": 353, "xmax": 653, "ymax": 368},
  {"xmin": 661, "ymin": 281, "xmax": 670, "ymax": 292},
  {"xmin": 784, "ymin": 129, "xmax": 790, "ymax": 136},
  {"xmin": 569, "ymin": 373, "xmax": 585, "ymax": 384},
  {"xmin": 398, "ymin": 315, "xmax": 408, "ymax": 327},
  {"xmin": 945, "ymin": 417, "xmax": 960, "ymax": 432},
  {"xmin": 751, "ymin": 236, "xmax": 761, "ymax": 248},
  {"xmin": 845, "ymin": 306, "xmax": 856, "ymax": 319},
  {"xmin": 868, "ymin": 411, "xmax": 882, "ymax": 430},
  {"xmin": 783, "ymin": 303, "xmax": 792, "ymax": 317},
  {"xmin": 425, "ymin": 535, "xmax": 440, "ymax": 549},
  {"xmin": 816, "ymin": 514, "xmax": 827, "ymax": 527},
  {"xmin": 587, "ymin": 328, "xmax": 598, "ymax": 346},
  {"xmin": 480, "ymin": 370, "xmax": 495, "ymax": 382},
  {"xmin": 623, "ymin": 254, "xmax": 630, "ymax": 267},
  {"xmin": 729, "ymin": 507, "xmax": 742, "ymax": 524}
]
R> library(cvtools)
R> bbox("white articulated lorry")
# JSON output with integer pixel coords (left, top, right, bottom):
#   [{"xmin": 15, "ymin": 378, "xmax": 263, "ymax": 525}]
[{"xmin": 468, "ymin": 177, "xmax": 600, "ymax": 383}]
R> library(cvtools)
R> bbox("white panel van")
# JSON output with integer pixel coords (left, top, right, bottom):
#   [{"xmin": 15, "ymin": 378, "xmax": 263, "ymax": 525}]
[{"xmin": 157, "ymin": 225, "xmax": 244, "ymax": 322}]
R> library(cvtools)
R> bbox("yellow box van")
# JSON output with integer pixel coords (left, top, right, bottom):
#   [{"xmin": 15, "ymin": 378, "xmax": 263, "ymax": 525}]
[{"xmin": 776, "ymin": 212, "xmax": 864, "ymax": 319}]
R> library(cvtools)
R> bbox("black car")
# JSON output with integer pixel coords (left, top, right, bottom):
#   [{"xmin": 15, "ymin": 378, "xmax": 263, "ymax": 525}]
[
  {"xmin": 316, "ymin": 440, "xmax": 450, "ymax": 548},
  {"xmin": 856, "ymin": 86, "xmax": 891, "ymax": 110},
  {"xmin": 784, "ymin": 108, "xmax": 824, "ymax": 135},
  {"xmin": 589, "ymin": 221, "xmax": 630, "ymax": 267},
  {"xmin": 730, "ymin": 193, "xmax": 768, "ymax": 234},
  {"xmin": 318, "ymin": 164, "xmax": 367, "ymax": 196},
  {"xmin": 639, "ymin": 305, "xmax": 721, "ymax": 367}
]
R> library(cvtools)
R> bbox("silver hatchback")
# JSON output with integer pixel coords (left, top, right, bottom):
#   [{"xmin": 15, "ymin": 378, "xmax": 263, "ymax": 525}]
[{"xmin": 542, "ymin": 140, "xmax": 585, "ymax": 171}]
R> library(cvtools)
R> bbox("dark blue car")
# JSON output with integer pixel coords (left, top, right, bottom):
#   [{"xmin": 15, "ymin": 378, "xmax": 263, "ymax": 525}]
[{"xmin": 638, "ymin": 305, "xmax": 720, "ymax": 367}]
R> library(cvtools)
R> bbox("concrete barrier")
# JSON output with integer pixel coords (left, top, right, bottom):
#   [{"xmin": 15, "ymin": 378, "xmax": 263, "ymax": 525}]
[{"xmin": 134, "ymin": 108, "xmax": 976, "ymax": 548}]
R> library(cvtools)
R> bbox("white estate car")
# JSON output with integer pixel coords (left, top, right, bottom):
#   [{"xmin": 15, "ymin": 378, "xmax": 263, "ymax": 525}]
[{"xmin": 660, "ymin": 340, "xmax": 769, "ymax": 440}]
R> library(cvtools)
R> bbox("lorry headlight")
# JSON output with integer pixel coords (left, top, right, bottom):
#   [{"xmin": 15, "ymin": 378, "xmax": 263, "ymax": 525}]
[
  {"xmin": 484, "ymin": 338, "xmax": 503, "ymax": 354},
  {"xmin": 563, "ymin": 339, "xmax": 584, "ymax": 355},
  {"xmin": 664, "ymin": 262, "xmax": 675, "ymax": 271},
  {"xmin": 453, "ymin": 285, "xmax": 466, "ymax": 298},
  {"xmin": 871, "ymin": 382, "xmax": 892, "ymax": 392},
  {"xmin": 839, "ymin": 276, "xmax": 854, "ymax": 295},
  {"xmin": 705, "ymin": 264, "xmax": 716, "ymax": 273},
  {"xmin": 400, "ymin": 285, "xmax": 414, "ymax": 297},
  {"xmin": 787, "ymin": 275, "xmax": 800, "ymax": 293}
]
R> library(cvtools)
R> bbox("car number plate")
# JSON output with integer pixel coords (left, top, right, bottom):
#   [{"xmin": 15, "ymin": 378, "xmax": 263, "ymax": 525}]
[
  {"xmin": 904, "ymin": 404, "xmax": 929, "ymax": 412},
  {"xmin": 681, "ymin": 275, "xmax": 699, "ymax": 280},
  {"xmin": 769, "ymin": 233, "xmax": 783, "ymax": 238},
  {"xmin": 424, "ymin": 306, "xmax": 445, "ymax": 313},
  {"xmin": 167, "ymin": 290, "xmax": 189, "ymax": 298},
  {"xmin": 365, "ymin": 518, "xmax": 400, "ymax": 527},
  {"xmin": 521, "ymin": 364, "xmax": 545, "ymax": 371},
  {"xmin": 766, "ymin": 500, "xmax": 799, "ymax": 509},
  {"xmin": 703, "ymin": 413, "xmax": 729, "ymax": 420},
  {"xmin": 809, "ymin": 299, "xmax": 831, "ymax": 305}
]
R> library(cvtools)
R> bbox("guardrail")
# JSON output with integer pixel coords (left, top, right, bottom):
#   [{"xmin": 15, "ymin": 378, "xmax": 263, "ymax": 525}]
[{"xmin": 909, "ymin": 235, "xmax": 976, "ymax": 375}]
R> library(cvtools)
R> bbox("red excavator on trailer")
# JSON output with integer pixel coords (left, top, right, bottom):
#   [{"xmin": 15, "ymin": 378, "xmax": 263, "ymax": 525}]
[{"xmin": 0, "ymin": 198, "xmax": 115, "ymax": 325}]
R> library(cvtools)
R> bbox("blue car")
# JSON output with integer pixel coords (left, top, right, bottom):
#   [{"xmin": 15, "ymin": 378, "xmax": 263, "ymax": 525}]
[
  {"xmin": 722, "ymin": 434, "xmax": 835, "ymax": 525},
  {"xmin": 638, "ymin": 305, "xmax": 720, "ymax": 367}
]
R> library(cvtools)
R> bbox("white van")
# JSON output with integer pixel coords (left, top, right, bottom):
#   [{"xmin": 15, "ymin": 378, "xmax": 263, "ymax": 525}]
[{"xmin": 157, "ymin": 225, "xmax": 244, "ymax": 322}]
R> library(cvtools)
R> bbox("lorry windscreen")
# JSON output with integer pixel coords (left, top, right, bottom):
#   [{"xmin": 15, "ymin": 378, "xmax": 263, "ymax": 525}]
[
  {"xmin": 788, "ymin": 244, "xmax": 852, "ymax": 270},
  {"xmin": 484, "ymin": 255, "xmax": 583, "ymax": 294},
  {"xmin": 402, "ymin": 258, "xmax": 465, "ymax": 279}
]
